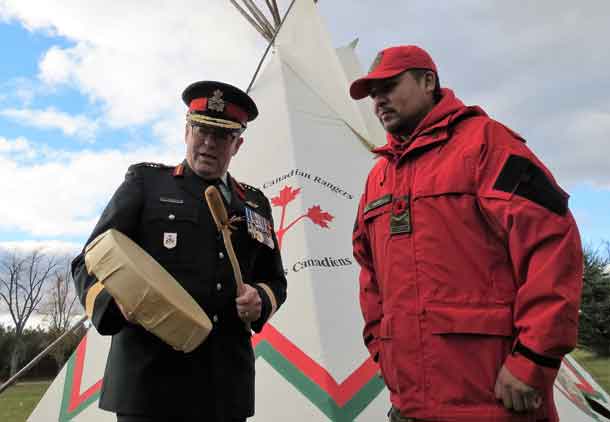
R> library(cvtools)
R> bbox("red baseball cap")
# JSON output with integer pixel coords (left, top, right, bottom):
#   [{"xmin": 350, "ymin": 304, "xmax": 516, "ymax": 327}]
[{"xmin": 350, "ymin": 45, "xmax": 438, "ymax": 100}]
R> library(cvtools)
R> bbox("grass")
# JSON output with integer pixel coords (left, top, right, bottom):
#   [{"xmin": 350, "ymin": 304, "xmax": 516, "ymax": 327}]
[
  {"xmin": 571, "ymin": 348, "xmax": 610, "ymax": 394},
  {"xmin": 0, "ymin": 380, "xmax": 51, "ymax": 422}
]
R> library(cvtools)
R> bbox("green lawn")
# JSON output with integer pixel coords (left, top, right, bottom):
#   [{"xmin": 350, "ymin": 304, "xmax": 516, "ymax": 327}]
[
  {"xmin": 571, "ymin": 349, "xmax": 610, "ymax": 394},
  {"xmin": 0, "ymin": 380, "xmax": 51, "ymax": 422}
]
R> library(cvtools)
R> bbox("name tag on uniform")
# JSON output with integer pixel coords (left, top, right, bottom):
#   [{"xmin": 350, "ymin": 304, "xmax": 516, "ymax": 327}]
[
  {"xmin": 159, "ymin": 197, "xmax": 184, "ymax": 205},
  {"xmin": 245, "ymin": 207, "xmax": 274, "ymax": 249},
  {"xmin": 163, "ymin": 232, "xmax": 177, "ymax": 249}
]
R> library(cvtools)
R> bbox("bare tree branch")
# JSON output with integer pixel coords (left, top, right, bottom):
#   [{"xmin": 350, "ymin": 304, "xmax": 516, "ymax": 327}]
[
  {"xmin": 40, "ymin": 256, "xmax": 82, "ymax": 333},
  {"xmin": 0, "ymin": 248, "xmax": 59, "ymax": 375}
]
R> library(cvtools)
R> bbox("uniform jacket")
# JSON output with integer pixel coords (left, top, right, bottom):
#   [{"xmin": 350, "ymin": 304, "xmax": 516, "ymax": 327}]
[
  {"xmin": 352, "ymin": 89, "xmax": 582, "ymax": 422},
  {"xmin": 72, "ymin": 161, "xmax": 287, "ymax": 421}
]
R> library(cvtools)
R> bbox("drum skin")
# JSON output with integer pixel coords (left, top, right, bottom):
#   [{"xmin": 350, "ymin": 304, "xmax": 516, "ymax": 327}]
[{"xmin": 85, "ymin": 228, "xmax": 212, "ymax": 353}]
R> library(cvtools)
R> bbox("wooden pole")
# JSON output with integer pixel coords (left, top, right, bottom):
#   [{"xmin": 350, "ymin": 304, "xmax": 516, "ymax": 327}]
[
  {"xmin": 229, "ymin": 0, "xmax": 272, "ymax": 41},
  {"xmin": 241, "ymin": 0, "xmax": 276, "ymax": 39},
  {"xmin": 265, "ymin": 0, "xmax": 281, "ymax": 28},
  {"xmin": 245, "ymin": 0, "xmax": 297, "ymax": 93},
  {"xmin": 0, "ymin": 315, "xmax": 88, "ymax": 396}
]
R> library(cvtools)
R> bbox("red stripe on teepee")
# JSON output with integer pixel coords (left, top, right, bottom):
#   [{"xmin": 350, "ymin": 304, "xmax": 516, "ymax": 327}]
[
  {"xmin": 562, "ymin": 359, "xmax": 597, "ymax": 395},
  {"xmin": 253, "ymin": 324, "xmax": 378, "ymax": 407},
  {"xmin": 68, "ymin": 334, "xmax": 103, "ymax": 412}
]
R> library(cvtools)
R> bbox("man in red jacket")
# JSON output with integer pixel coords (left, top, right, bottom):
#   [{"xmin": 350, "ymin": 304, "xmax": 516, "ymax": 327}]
[{"xmin": 350, "ymin": 45, "xmax": 583, "ymax": 422}]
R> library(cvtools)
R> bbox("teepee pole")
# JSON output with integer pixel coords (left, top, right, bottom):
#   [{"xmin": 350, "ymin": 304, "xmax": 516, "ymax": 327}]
[
  {"xmin": 241, "ymin": 0, "xmax": 276, "ymax": 39},
  {"xmin": 0, "ymin": 315, "xmax": 88, "ymax": 396},
  {"xmin": 230, "ymin": 0, "xmax": 272, "ymax": 41},
  {"xmin": 265, "ymin": 0, "xmax": 281, "ymax": 27},
  {"xmin": 245, "ymin": 0, "xmax": 297, "ymax": 93}
]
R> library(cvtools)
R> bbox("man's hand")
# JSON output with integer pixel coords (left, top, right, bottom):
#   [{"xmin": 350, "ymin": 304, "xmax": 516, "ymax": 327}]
[
  {"xmin": 115, "ymin": 300, "xmax": 135, "ymax": 323},
  {"xmin": 236, "ymin": 284, "xmax": 262, "ymax": 322},
  {"xmin": 494, "ymin": 364, "xmax": 542, "ymax": 413}
]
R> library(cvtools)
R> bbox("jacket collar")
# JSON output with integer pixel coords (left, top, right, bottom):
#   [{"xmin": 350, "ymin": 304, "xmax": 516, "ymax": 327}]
[
  {"xmin": 373, "ymin": 88, "xmax": 486, "ymax": 160},
  {"xmin": 174, "ymin": 160, "xmax": 216, "ymax": 201}
]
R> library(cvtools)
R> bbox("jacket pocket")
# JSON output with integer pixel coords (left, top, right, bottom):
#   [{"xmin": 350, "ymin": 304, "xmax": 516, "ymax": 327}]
[
  {"xmin": 378, "ymin": 314, "xmax": 399, "ymax": 394},
  {"xmin": 362, "ymin": 201, "xmax": 393, "ymax": 276},
  {"xmin": 140, "ymin": 205, "xmax": 200, "ymax": 266},
  {"xmin": 424, "ymin": 304, "xmax": 514, "ymax": 408}
]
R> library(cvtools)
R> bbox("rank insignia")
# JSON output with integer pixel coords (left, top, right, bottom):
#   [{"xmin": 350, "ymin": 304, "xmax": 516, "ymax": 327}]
[
  {"xmin": 208, "ymin": 89, "xmax": 225, "ymax": 112},
  {"xmin": 390, "ymin": 195, "xmax": 411, "ymax": 235},
  {"xmin": 163, "ymin": 232, "xmax": 177, "ymax": 249},
  {"xmin": 245, "ymin": 206, "xmax": 274, "ymax": 249}
]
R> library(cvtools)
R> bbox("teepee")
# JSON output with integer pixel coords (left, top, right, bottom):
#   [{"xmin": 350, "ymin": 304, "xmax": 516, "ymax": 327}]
[{"xmin": 28, "ymin": 1, "xmax": 610, "ymax": 421}]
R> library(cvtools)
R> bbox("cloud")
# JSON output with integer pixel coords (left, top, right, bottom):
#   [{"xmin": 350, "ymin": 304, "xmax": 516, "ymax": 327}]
[
  {"xmin": 0, "ymin": 239, "xmax": 81, "ymax": 255},
  {"xmin": 0, "ymin": 135, "xmax": 34, "ymax": 156},
  {"xmin": 0, "ymin": 136, "xmax": 184, "ymax": 238},
  {"xmin": 38, "ymin": 44, "xmax": 76, "ymax": 85},
  {"xmin": 1, "ymin": 0, "xmax": 266, "ymax": 129},
  {"xmin": 1, "ymin": 0, "xmax": 609, "ymax": 248},
  {"xmin": 317, "ymin": 1, "xmax": 610, "ymax": 188},
  {"xmin": 0, "ymin": 77, "xmax": 37, "ymax": 106},
  {"xmin": 0, "ymin": 107, "xmax": 99, "ymax": 139}
]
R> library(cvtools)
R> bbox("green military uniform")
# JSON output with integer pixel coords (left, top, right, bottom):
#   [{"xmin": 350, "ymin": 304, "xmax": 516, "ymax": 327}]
[{"xmin": 72, "ymin": 81, "xmax": 287, "ymax": 422}]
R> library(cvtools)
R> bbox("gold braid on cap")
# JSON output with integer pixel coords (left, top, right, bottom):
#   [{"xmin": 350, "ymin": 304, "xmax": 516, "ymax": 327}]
[{"xmin": 187, "ymin": 113, "xmax": 243, "ymax": 130}]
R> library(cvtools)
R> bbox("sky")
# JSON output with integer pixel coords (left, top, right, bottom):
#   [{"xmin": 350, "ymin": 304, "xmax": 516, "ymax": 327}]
[{"xmin": 0, "ymin": 0, "xmax": 609, "ymax": 257}]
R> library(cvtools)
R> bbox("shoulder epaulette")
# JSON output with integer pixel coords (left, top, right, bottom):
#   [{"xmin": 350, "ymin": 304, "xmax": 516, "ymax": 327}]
[
  {"xmin": 131, "ymin": 162, "xmax": 173, "ymax": 169},
  {"xmin": 172, "ymin": 163, "xmax": 185, "ymax": 177},
  {"xmin": 242, "ymin": 182, "xmax": 261, "ymax": 193},
  {"xmin": 230, "ymin": 177, "xmax": 265, "ymax": 202},
  {"xmin": 493, "ymin": 120, "xmax": 526, "ymax": 144}
]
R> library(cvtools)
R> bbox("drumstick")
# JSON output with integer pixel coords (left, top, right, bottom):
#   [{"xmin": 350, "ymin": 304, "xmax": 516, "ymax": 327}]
[{"xmin": 204, "ymin": 185, "xmax": 245, "ymax": 295}]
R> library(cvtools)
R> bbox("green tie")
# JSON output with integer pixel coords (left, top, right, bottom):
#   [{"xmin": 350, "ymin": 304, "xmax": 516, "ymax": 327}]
[{"xmin": 216, "ymin": 179, "xmax": 231, "ymax": 204}]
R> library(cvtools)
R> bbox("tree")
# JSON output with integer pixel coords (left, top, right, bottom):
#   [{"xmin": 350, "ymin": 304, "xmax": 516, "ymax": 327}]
[
  {"xmin": 41, "ymin": 256, "xmax": 81, "ymax": 333},
  {"xmin": 40, "ymin": 256, "xmax": 84, "ymax": 370},
  {"xmin": 579, "ymin": 242, "xmax": 610, "ymax": 357},
  {"xmin": 0, "ymin": 249, "xmax": 58, "ymax": 376}
]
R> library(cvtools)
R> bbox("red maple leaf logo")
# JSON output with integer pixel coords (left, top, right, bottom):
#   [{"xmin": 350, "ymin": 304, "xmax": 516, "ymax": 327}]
[
  {"xmin": 271, "ymin": 186, "xmax": 301, "ymax": 207},
  {"xmin": 307, "ymin": 206, "xmax": 333, "ymax": 228},
  {"xmin": 271, "ymin": 185, "xmax": 334, "ymax": 249}
]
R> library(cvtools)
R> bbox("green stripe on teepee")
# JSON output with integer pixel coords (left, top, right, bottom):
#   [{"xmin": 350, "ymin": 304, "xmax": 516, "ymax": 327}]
[
  {"xmin": 56, "ymin": 338, "xmax": 384, "ymax": 421},
  {"xmin": 58, "ymin": 351, "xmax": 102, "ymax": 422},
  {"xmin": 255, "ymin": 341, "xmax": 385, "ymax": 421}
]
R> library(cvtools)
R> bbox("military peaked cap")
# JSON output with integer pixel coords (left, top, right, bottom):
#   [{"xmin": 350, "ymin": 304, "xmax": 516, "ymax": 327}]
[{"xmin": 182, "ymin": 81, "xmax": 258, "ymax": 130}]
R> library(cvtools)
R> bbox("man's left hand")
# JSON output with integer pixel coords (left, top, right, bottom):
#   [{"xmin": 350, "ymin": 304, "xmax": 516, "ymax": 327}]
[
  {"xmin": 494, "ymin": 364, "xmax": 542, "ymax": 413},
  {"xmin": 236, "ymin": 284, "xmax": 262, "ymax": 322}
]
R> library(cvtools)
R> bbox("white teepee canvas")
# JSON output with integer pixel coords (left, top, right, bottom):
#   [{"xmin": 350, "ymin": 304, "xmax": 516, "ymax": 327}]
[{"xmin": 28, "ymin": 1, "xmax": 610, "ymax": 421}]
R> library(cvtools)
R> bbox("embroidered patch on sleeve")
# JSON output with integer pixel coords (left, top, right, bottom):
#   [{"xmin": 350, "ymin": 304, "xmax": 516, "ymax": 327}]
[
  {"xmin": 493, "ymin": 154, "xmax": 567, "ymax": 216},
  {"xmin": 363, "ymin": 194, "xmax": 392, "ymax": 214}
]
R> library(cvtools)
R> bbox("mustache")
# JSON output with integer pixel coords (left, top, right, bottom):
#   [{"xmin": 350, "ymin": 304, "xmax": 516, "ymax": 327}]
[{"xmin": 376, "ymin": 107, "xmax": 395, "ymax": 117}]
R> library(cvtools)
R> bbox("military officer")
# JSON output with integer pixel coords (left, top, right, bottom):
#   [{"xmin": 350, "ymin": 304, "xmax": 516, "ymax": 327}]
[{"xmin": 72, "ymin": 81, "xmax": 287, "ymax": 422}]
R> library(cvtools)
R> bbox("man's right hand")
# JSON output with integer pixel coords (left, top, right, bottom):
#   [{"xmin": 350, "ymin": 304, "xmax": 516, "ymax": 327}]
[
  {"xmin": 115, "ymin": 301, "xmax": 135, "ymax": 322},
  {"xmin": 494, "ymin": 364, "xmax": 542, "ymax": 413}
]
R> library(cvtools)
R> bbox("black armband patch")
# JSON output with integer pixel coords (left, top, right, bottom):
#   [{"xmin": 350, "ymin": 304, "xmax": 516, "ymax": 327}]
[
  {"xmin": 514, "ymin": 341, "xmax": 561, "ymax": 369},
  {"xmin": 493, "ymin": 155, "xmax": 567, "ymax": 216}
]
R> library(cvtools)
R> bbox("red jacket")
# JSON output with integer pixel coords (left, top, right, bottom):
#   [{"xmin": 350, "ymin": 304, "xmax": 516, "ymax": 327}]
[{"xmin": 353, "ymin": 89, "xmax": 582, "ymax": 421}]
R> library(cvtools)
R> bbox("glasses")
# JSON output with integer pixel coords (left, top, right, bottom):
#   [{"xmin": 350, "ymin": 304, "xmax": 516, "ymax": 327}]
[{"xmin": 190, "ymin": 124, "xmax": 240, "ymax": 141}]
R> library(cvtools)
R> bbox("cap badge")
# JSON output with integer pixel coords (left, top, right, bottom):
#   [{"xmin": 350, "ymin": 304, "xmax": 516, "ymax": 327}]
[
  {"xmin": 369, "ymin": 51, "xmax": 384, "ymax": 73},
  {"xmin": 208, "ymin": 89, "xmax": 225, "ymax": 112}
]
